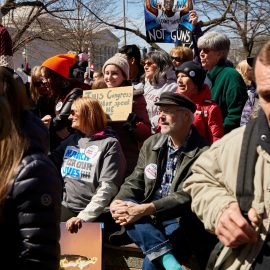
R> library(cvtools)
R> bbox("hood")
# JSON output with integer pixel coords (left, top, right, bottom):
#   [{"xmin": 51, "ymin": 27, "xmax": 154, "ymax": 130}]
[
  {"xmin": 191, "ymin": 84, "xmax": 212, "ymax": 104},
  {"xmin": 21, "ymin": 111, "xmax": 50, "ymax": 154}
]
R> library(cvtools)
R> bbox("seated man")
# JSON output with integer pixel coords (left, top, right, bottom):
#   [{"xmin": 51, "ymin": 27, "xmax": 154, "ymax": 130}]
[{"xmin": 110, "ymin": 92, "xmax": 217, "ymax": 270}]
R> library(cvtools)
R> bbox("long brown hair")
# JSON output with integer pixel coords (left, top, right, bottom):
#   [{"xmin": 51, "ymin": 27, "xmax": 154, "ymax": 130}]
[{"xmin": 0, "ymin": 67, "xmax": 28, "ymax": 205}]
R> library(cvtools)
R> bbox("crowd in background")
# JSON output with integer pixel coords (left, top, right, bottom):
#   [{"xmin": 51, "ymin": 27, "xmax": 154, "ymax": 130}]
[{"xmin": 1, "ymin": 9, "xmax": 269, "ymax": 270}]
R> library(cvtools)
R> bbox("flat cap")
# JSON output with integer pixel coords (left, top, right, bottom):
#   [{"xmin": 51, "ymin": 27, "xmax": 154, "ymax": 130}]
[{"xmin": 155, "ymin": 92, "xmax": 196, "ymax": 113}]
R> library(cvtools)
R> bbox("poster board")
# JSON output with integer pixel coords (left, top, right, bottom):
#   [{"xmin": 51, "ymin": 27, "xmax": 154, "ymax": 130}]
[
  {"xmin": 144, "ymin": 0, "xmax": 195, "ymax": 46},
  {"xmin": 60, "ymin": 222, "xmax": 103, "ymax": 270},
  {"xmin": 83, "ymin": 86, "xmax": 133, "ymax": 121}
]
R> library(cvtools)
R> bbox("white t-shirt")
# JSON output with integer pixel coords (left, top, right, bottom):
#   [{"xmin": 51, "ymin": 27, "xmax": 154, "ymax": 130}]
[{"xmin": 157, "ymin": 9, "xmax": 181, "ymax": 32}]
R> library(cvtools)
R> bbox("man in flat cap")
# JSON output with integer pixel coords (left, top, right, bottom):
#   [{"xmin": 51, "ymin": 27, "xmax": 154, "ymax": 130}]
[{"xmin": 110, "ymin": 92, "xmax": 217, "ymax": 270}]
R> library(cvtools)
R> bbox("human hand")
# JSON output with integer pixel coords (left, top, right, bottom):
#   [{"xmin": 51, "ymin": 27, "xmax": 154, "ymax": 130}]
[
  {"xmin": 110, "ymin": 200, "xmax": 129, "ymax": 224},
  {"xmin": 189, "ymin": 10, "xmax": 198, "ymax": 26},
  {"xmin": 84, "ymin": 71, "xmax": 89, "ymax": 80},
  {"xmin": 56, "ymin": 127, "xmax": 70, "ymax": 139},
  {"xmin": 66, "ymin": 217, "xmax": 83, "ymax": 233},
  {"xmin": 41, "ymin": 115, "xmax": 52, "ymax": 129},
  {"xmin": 215, "ymin": 202, "xmax": 259, "ymax": 248}
]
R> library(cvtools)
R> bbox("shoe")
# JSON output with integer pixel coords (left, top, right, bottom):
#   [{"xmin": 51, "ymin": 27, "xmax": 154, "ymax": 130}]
[{"xmin": 109, "ymin": 226, "xmax": 132, "ymax": 246}]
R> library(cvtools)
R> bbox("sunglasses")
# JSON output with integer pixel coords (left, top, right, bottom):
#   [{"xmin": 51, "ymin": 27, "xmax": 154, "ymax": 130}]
[
  {"xmin": 171, "ymin": 56, "xmax": 183, "ymax": 62},
  {"xmin": 199, "ymin": 48, "xmax": 211, "ymax": 54}
]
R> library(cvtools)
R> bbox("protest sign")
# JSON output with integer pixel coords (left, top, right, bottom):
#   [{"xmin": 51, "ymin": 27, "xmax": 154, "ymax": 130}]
[
  {"xmin": 145, "ymin": 0, "xmax": 195, "ymax": 46},
  {"xmin": 60, "ymin": 222, "xmax": 103, "ymax": 270},
  {"xmin": 83, "ymin": 86, "xmax": 133, "ymax": 121}
]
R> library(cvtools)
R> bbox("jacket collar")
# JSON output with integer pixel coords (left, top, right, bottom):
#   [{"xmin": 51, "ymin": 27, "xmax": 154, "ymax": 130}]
[
  {"xmin": 152, "ymin": 126, "xmax": 206, "ymax": 157},
  {"xmin": 207, "ymin": 59, "xmax": 227, "ymax": 81}
]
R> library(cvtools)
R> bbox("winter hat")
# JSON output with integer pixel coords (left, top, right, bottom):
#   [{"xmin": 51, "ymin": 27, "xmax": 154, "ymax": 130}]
[
  {"xmin": 78, "ymin": 52, "xmax": 88, "ymax": 62},
  {"xmin": 102, "ymin": 53, "xmax": 129, "ymax": 80},
  {"xmin": 41, "ymin": 53, "xmax": 77, "ymax": 79},
  {"xmin": 0, "ymin": 24, "xmax": 13, "ymax": 69},
  {"xmin": 176, "ymin": 61, "xmax": 206, "ymax": 90},
  {"xmin": 155, "ymin": 92, "xmax": 196, "ymax": 113}
]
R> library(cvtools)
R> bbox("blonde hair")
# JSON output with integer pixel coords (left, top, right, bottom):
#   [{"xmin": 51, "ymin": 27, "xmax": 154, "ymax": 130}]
[
  {"xmin": 170, "ymin": 46, "xmax": 193, "ymax": 62},
  {"xmin": 236, "ymin": 60, "xmax": 252, "ymax": 86},
  {"xmin": 72, "ymin": 97, "xmax": 107, "ymax": 135},
  {"xmin": 0, "ymin": 67, "xmax": 28, "ymax": 205},
  {"xmin": 92, "ymin": 78, "xmax": 107, "ymax": 90},
  {"xmin": 30, "ymin": 66, "xmax": 43, "ymax": 102}
]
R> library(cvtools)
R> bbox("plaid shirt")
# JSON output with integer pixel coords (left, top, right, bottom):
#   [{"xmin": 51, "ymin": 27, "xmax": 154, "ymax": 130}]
[{"xmin": 154, "ymin": 132, "xmax": 190, "ymax": 199}]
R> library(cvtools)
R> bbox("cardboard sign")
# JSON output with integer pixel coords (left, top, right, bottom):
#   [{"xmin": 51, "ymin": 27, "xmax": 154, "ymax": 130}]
[
  {"xmin": 83, "ymin": 86, "xmax": 133, "ymax": 121},
  {"xmin": 144, "ymin": 0, "xmax": 195, "ymax": 46},
  {"xmin": 60, "ymin": 222, "xmax": 103, "ymax": 270}
]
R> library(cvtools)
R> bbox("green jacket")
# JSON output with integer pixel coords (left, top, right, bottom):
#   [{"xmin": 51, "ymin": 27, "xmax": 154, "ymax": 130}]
[
  {"xmin": 208, "ymin": 60, "xmax": 248, "ymax": 134},
  {"xmin": 114, "ymin": 126, "xmax": 209, "ymax": 221}
]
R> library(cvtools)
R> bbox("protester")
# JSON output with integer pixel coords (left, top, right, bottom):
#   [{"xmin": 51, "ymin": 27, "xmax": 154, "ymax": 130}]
[
  {"xmin": 240, "ymin": 57, "xmax": 259, "ymax": 126},
  {"xmin": 119, "ymin": 44, "xmax": 145, "ymax": 85},
  {"xmin": 110, "ymin": 92, "xmax": 217, "ymax": 270},
  {"xmin": 0, "ymin": 66, "xmax": 62, "ymax": 270},
  {"xmin": 198, "ymin": 31, "xmax": 248, "ymax": 133},
  {"xmin": 236, "ymin": 59, "xmax": 253, "ymax": 88},
  {"xmin": 102, "ymin": 53, "xmax": 151, "ymax": 176},
  {"xmin": 176, "ymin": 61, "xmax": 224, "ymax": 143},
  {"xmin": 183, "ymin": 40, "xmax": 270, "ymax": 269},
  {"xmin": 142, "ymin": 51, "xmax": 178, "ymax": 133},
  {"xmin": 30, "ymin": 65, "xmax": 55, "ymax": 118},
  {"xmin": 49, "ymin": 97, "xmax": 126, "ymax": 240},
  {"xmin": 40, "ymin": 54, "xmax": 84, "ymax": 149},
  {"xmin": 170, "ymin": 46, "xmax": 193, "ymax": 68}
]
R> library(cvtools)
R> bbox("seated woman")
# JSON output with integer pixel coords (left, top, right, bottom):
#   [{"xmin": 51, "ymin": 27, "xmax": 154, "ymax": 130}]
[
  {"xmin": 176, "ymin": 61, "xmax": 224, "ymax": 143},
  {"xmin": 102, "ymin": 53, "xmax": 151, "ymax": 176},
  {"xmin": 49, "ymin": 97, "xmax": 126, "ymax": 239}
]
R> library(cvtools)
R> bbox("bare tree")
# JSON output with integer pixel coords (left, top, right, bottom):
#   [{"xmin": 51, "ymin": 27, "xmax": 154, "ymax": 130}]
[{"xmin": 197, "ymin": 0, "xmax": 270, "ymax": 56}]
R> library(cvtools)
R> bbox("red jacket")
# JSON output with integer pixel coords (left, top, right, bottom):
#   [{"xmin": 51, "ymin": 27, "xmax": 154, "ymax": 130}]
[
  {"xmin": 189, "ymin": 84, "xmax": 224, "ymax": 144},
  {"xmin": 175, "ymin": 84, "xmax": 223, "ymax": 143}
]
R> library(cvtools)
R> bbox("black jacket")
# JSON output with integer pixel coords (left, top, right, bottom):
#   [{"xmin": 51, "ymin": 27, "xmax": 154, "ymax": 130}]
[{"xmin": 0, "ymin": 111, "xmax": 62, "ymax": 270}]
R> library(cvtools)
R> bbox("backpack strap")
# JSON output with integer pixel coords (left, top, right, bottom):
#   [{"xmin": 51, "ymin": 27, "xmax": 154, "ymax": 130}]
[{"xmin": 236, "ymin": 118, "xmax": 258, "ymax": 214}]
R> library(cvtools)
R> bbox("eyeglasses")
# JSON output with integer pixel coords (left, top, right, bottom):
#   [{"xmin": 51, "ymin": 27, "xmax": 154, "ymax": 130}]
[
  {"xmin": 171, "ymin": 56, "xmax": 183, "ymax": 62},
  {"xmin": 158, "ymin": 108, "xmax": 187, "ymax": 115},
  {"xmin": 143, "ymin": 61, "xmax": 155, "ymax": 67}
]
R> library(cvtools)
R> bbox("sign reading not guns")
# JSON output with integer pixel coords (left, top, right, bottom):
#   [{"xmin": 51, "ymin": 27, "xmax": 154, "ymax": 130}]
[{"xmin": 83, "ymin": 86, "xmax": 133, "ymax": 121}]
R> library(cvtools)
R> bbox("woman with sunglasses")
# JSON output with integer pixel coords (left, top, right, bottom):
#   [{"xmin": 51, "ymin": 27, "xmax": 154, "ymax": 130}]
[
  {"xmin": 170, "ymin": 46, "xmax": 193, "ymax": 68},
  {"xmin": 142, "ymin": 50, "xmax": 178, "ymax": 133},
  {"xmin": 49, "ymin": 97, "xmax": 126, "ymax": 240}
]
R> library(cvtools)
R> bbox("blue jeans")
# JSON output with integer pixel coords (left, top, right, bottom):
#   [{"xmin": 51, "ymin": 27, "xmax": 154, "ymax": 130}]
[{"xmin": 126, "ymin": 216, "xmax": 190, "ymax": 270}]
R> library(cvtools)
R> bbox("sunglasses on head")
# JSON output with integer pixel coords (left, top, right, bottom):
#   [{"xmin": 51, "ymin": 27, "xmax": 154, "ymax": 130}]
[{"xmin": 171, "ymin": 56, "xmax": 183, "ymax": 62}]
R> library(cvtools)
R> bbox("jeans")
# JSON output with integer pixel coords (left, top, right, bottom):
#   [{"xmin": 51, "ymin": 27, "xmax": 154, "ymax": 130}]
[{"xmin": 126, "ymin": 216, "xmax": 190, "ymax": 270}]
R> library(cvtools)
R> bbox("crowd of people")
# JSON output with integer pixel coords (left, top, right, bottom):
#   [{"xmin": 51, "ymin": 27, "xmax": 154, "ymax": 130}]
[{"xmin": 1, "ymin": 11, "xmax": 270, "ymax": 270}]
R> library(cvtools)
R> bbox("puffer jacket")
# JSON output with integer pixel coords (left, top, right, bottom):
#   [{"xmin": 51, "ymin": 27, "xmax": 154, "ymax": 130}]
[
  {"xmin": 183, "ymin": 112, "xmax": 270, "ymax": 270},
  {"xmin": 0, "ymin": 111, "xmax": 62, "ymax": 270},
  {"xmin": 190, "ymin": 84, "xmax": 224, "ymax": 144}
]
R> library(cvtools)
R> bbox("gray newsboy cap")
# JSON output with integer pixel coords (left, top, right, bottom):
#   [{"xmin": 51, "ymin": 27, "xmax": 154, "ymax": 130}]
[{"xmin": 155, "ymin": 92, "xmax": 196, "ymax": 113}]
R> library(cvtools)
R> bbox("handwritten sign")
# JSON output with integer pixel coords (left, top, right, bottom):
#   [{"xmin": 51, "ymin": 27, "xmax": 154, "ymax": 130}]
[
  {"xmin": 60, "ymin": 222, "xmax": 103, "ymax": 270},
  {"xmin": 83, "ymin": 86, "xmax": 133, "ymax": 121}
]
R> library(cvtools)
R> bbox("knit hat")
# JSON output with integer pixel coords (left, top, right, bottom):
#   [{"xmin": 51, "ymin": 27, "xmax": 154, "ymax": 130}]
[
  {"xmin": 102, "ymin": 53, "xmax": 129, "ymax": 80},
  {"xmin": 176, "ymin": 61, "xmax": 206, "ymax": 89},
  {"xmin": 41, "ymin": 54, "xmax": 77, "ymax": 79},
  {"xmin": 0, "ymin": 24, "xmax": 13, "ymax": 69},
  {"xmin": 78, "ymin": 52, "xmax": 88, "ymax": 62},
  {"xmin": 155, "ymin": 92, "xmax": 196, "ymax": 113}
]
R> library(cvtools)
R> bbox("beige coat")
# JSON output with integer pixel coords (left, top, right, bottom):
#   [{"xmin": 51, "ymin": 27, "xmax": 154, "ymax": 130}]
[{"xmin": 183, "ymin": 125, "xmax": 270, "ymax": 270}]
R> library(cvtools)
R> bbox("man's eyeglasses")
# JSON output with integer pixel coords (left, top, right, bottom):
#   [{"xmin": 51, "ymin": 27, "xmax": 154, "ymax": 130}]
[
  {"xmin": 171, "ymin": 56, "xmax": 183, "ymax": 62},
  {"xmin": 158, "ymin": 108, "xmax": 187, "ymax": 115}
]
